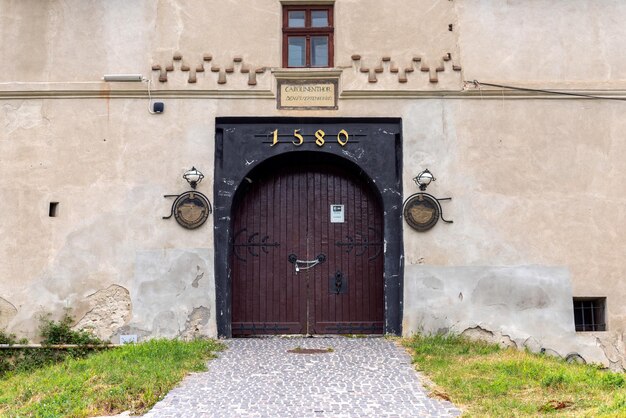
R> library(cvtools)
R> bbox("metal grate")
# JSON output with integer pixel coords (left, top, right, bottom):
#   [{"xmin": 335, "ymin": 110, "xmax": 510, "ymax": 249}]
[{"xmin": 573, "ymin": 298, "xmax": 606, "ymax": 332}]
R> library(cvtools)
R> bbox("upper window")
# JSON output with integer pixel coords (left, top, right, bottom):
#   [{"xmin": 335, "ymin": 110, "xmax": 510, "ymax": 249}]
[{"xmin": 283, "ymin": 5, "xmax": 334, "ymax": 68}]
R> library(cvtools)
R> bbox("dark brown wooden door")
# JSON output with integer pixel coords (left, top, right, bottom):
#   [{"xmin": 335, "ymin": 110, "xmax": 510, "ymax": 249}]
[{"xmin": 231, "ymin": 162, "xmax": 384, "ymax": 335}]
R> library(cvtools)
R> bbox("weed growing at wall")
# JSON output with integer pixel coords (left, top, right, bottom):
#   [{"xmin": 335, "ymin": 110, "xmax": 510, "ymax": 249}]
[
  {"xmin": 38, "ymin": 312, "xmax": 104, "ymax": 345},
  {"xmin": 0, "ymin": 311, "xmax": 106, "ymax": 378},
  {"xmin": 0, "ymin": 331, "xmax": 27, "ymax": 376}
]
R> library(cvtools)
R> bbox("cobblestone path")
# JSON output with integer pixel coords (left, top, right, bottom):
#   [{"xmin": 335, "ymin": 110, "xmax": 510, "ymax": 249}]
[{"xmin": 142, "ymin": 337, "xmax": 461, "ymax": 418}]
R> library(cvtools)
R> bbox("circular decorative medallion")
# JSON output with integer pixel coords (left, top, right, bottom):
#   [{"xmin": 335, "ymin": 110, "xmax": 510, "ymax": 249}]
[
  {"xmin": 173, "ymin": 191, "xmax": 211, "ymax": 229},
  {"xmin": 403, "ymin": 193, "xmax": 440, "ymax": 232}
]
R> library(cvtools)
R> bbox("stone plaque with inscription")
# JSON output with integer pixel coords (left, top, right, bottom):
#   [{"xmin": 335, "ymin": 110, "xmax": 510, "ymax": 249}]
[{"xmin": 277, "ymin": 80, "xmax": 338, "ymax": 110}]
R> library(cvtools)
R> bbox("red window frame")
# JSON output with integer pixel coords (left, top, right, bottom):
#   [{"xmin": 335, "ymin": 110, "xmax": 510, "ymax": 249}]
[{"xmin": 282, "ymin": 5, "xmax": 334, "ymax": 68}]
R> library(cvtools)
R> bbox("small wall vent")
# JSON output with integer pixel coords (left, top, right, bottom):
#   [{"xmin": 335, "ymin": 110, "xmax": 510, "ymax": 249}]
[{"xmin": 49, "ymin": 202, "xmax": 59, "ymax": 217}]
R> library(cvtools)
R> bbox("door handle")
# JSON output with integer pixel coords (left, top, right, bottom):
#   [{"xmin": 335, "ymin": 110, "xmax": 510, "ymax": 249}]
[{"xmin": 288, "ymin": 253, "xmax": 326, "ymax": 273}]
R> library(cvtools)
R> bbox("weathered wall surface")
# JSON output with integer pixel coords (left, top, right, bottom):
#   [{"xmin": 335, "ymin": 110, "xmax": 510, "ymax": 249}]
[
  {"xmin": 3, "ymin": 1, "xmax": 626, "ymax": 86},
  {"xmin": 0, "ymin": 0, "xmax": 458, "ymax": 84},
  {"xmin": 0, "ymin": 0, "xmax": 277, "ymax": 83},
  {"xmin": 0, "ymin": 0, "xmax": 624, "ymax": 366},
  {"xmin": 402, "ymin": 265, "xmax": 624, "ymax": 370},
  {"xmin": 399, "ymin": 98, "xmax": 626, "ymax": 368},
  {"xmin": 0, "ymin": 97, "xmax": 219, "ymax": 342},
  {"xmin": 456, "ymin": 0, "xmax": 626, "ymax": 87},
  {"xmin": 401, "ymin": 98, "xmax": 626, "ymax": 306},
  {"xmin": 2, "ymin": 95, "xmax": 625, "ymax": 362}
]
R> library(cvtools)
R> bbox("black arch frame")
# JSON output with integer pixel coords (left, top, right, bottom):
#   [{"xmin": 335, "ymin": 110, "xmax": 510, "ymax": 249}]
[{"xmin": 214, "ymin": 117, "xmax": 403, "ymax": 337}]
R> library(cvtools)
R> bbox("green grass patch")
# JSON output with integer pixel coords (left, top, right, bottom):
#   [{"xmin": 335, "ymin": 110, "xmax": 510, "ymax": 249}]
[
  {"xmin": 0, "ymin": 338, "xmax": 224, "ymax": 417},
  {"xmin": 403, "ymin": 334, "xmax": 626, "ymax": 417},
  {"xmin": 1, "ymin": 311, "xmax": 108, "ymax": 377}
]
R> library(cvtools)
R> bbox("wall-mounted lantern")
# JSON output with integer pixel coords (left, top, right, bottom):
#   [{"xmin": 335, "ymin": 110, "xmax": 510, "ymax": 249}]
[
  {"xmin": 163, "ymin": 167, "xmax": 212, "ymax": 229},
  {"xmin": 414, "ymin": 169, "xmax": 435, "ymax": 191},
  {"xmin": 403, "ymin": 169, "xmax": 453, "ymax": 232},
  {"xmin": 183, "ymin": 166, "xmax": 204, "ymax": 189}
]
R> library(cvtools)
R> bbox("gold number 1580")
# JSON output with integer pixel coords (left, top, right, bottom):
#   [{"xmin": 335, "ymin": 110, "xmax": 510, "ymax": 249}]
[{"xmin": 271, "ymin": 129, "xmax": 349, "ymax": 147}]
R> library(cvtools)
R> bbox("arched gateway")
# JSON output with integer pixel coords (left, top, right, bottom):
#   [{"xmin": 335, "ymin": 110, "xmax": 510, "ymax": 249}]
[
  {"xmin": 214, "ymin": 118, "xmax": 403, "ymax": 337},
  {"xmin": 231, "ymin": 155, "xmax": 384, "ymax": 335}
]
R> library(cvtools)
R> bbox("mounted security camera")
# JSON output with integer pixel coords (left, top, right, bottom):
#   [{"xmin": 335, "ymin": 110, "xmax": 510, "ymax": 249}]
[{"xmin": 152, "ymin": 102, "xmax": 164, "ymax": 113}]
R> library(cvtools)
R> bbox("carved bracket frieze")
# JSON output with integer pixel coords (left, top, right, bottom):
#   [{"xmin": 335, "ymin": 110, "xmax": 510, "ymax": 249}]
[
  {"xmin": 350, "ymin": 54, "xmax": 462, "ymax": 84},
  {"xmin": 152, "ymin": 52, "xmax": 268, "ymax": 86}
]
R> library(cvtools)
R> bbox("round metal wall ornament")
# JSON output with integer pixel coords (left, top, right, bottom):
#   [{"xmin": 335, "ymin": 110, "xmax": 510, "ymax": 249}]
[
  {"xmin": 403, "ymin": 193, "xmax": 440, "ymax": 232},
  {"xmin": 172, "ymin": 191, "xmax": 211, "ymax": 229}
]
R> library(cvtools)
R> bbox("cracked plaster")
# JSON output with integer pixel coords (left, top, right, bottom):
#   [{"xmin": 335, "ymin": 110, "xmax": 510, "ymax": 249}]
[
  {"xmin": 402, "ymin": 265, "xmax": 621, "ymax": 370},
  {"xmin": 180, "ymin": 306, "xmax": 211, "ymax": 340},
  {"xmin": 0, "ymin": 297, "xmax": 17, "ymax": 330},
  {"xmin": 595, "ymin": 333, "xmax": 626, "ymax": 372},
  {"xmin": 123, "ymin": 249, "xmax": 217, "ymax": 343},
  {"xmin": 74, "ymin": 285, "xmax": 132, "ymax": 341}
]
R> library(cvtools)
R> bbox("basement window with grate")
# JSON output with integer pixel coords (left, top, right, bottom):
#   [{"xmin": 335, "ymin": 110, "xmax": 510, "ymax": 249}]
[{"xmin": 573, "ymin": 297, "xmax": 606, "ymax": 332}]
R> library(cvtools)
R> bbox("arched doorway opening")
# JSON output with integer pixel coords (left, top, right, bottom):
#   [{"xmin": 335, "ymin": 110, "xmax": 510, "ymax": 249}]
[
  {"xmin": 214, "ymin": 117, "xmax": 403, "ymax": 337},
  {"xmin": 230, "ymin": 152, "xmax": 384, "ymax": 335}
]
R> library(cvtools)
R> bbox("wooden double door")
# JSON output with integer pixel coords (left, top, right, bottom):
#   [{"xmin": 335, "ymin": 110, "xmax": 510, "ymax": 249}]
[{"xmin": 231, "ymin": 161, "xmax": 384, "ymax": 335}]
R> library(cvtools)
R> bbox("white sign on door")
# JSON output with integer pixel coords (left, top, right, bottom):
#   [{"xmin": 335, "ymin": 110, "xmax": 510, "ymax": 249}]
[{"xmin": 330, "ymin": 204, "xmax": 345, "ymax": 223}]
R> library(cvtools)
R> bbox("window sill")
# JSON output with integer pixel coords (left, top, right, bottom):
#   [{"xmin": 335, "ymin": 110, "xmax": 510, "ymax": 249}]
[
  {"xmin": 280, "ymin": 0, "xmax": 335, "ymax": 5},
  {"xmin": 272, "ymin": 68, "xmax": 342, "ymax": 80}
]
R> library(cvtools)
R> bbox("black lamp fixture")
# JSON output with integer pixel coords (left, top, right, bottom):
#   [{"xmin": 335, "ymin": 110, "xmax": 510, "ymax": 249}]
[
  {"xmin": 403, "ymin": 168, "xmax": 452, "ymax": 232},
  {"xmin": 163, "ymin": 166, "xmax": 212, "ymax": 229},
  {"xmin": 413, "ymin": 168, "xmax": 435, "ymax": 191},
  {"xmin": 183, "ymin": 166, "xmax": 204, "ymax": 189}
]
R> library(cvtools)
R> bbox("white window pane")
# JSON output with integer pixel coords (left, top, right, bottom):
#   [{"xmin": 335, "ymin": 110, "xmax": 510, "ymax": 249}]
[
  {"xmin": 288, "ymin": 11, "xmax": 305, "ymax": 27},
  {"xmin": 288, "ymin": 37, "xmax": 306, "ymax": 67},
  {"xmin": 311, "ymin": 36, "xmax": 328, "ymax": 67},
  {"xmin": 311, "ymin": 10, "xmax": 328, "ymax": 27}
]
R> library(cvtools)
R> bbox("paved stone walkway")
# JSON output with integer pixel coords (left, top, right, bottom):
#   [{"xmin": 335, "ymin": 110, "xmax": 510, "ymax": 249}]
[{"xmin": 142, "ymin": 337, "xmax": 461, "ymax": 418}]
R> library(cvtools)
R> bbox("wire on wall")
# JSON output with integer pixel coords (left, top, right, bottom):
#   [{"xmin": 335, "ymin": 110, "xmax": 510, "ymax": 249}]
[
  {"xmin": 468, "ymin": 80, "xmax": 626, "ymax": 102},
  {"xmin": 143, "ymin": 77, "xmax": 158, "ymax": 114}
]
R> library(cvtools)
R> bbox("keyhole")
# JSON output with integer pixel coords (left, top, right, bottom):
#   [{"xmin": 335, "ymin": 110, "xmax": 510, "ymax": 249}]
[{"xmin": 335, "ymin": 272, "xmax": 343, "ymax": 294}]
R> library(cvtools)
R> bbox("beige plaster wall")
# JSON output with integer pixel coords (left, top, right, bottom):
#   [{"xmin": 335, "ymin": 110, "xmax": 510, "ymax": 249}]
[
  {"xmin": 335, "ymin": 0, "xmax": 459, "ymax": 69},
  {"xmin": 3, "ymin": 1, "xmax": 626, "ymax": 87},
  {"xmin": 0, "ymin": 97, "xmax": 219, "ymax": 341},
  {"xmin": 0, "ymin": 0, "xmax": 458, "ymax": 83},
  {"xmin": 395, "ymin": 97, "xmax": 626, "ymax": 368},
  {"xmin": 456, "ymin": 0, "xmax": 626, "ymax": 87},
  {"xmin": 0, "ymin": 0, "xmax": 624, "ymax": 366},
  {"xmin": 1, "ymin": 95, "xmax": 625, "ymax": 346},
  {"xmin": 0, "ymin": 0, "xmax": 280, "ymax": 83}
]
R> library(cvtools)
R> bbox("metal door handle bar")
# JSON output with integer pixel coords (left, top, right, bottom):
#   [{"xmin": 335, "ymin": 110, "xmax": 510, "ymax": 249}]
[{"xmin": 288, "ymin": 253, "xmax": 326, "ymax": 273}]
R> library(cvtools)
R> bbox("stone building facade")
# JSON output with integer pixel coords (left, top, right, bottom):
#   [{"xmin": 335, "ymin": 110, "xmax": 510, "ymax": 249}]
[{"xmin": 0, "ymin": 1, "xmax": 624, "ymax": 369}]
